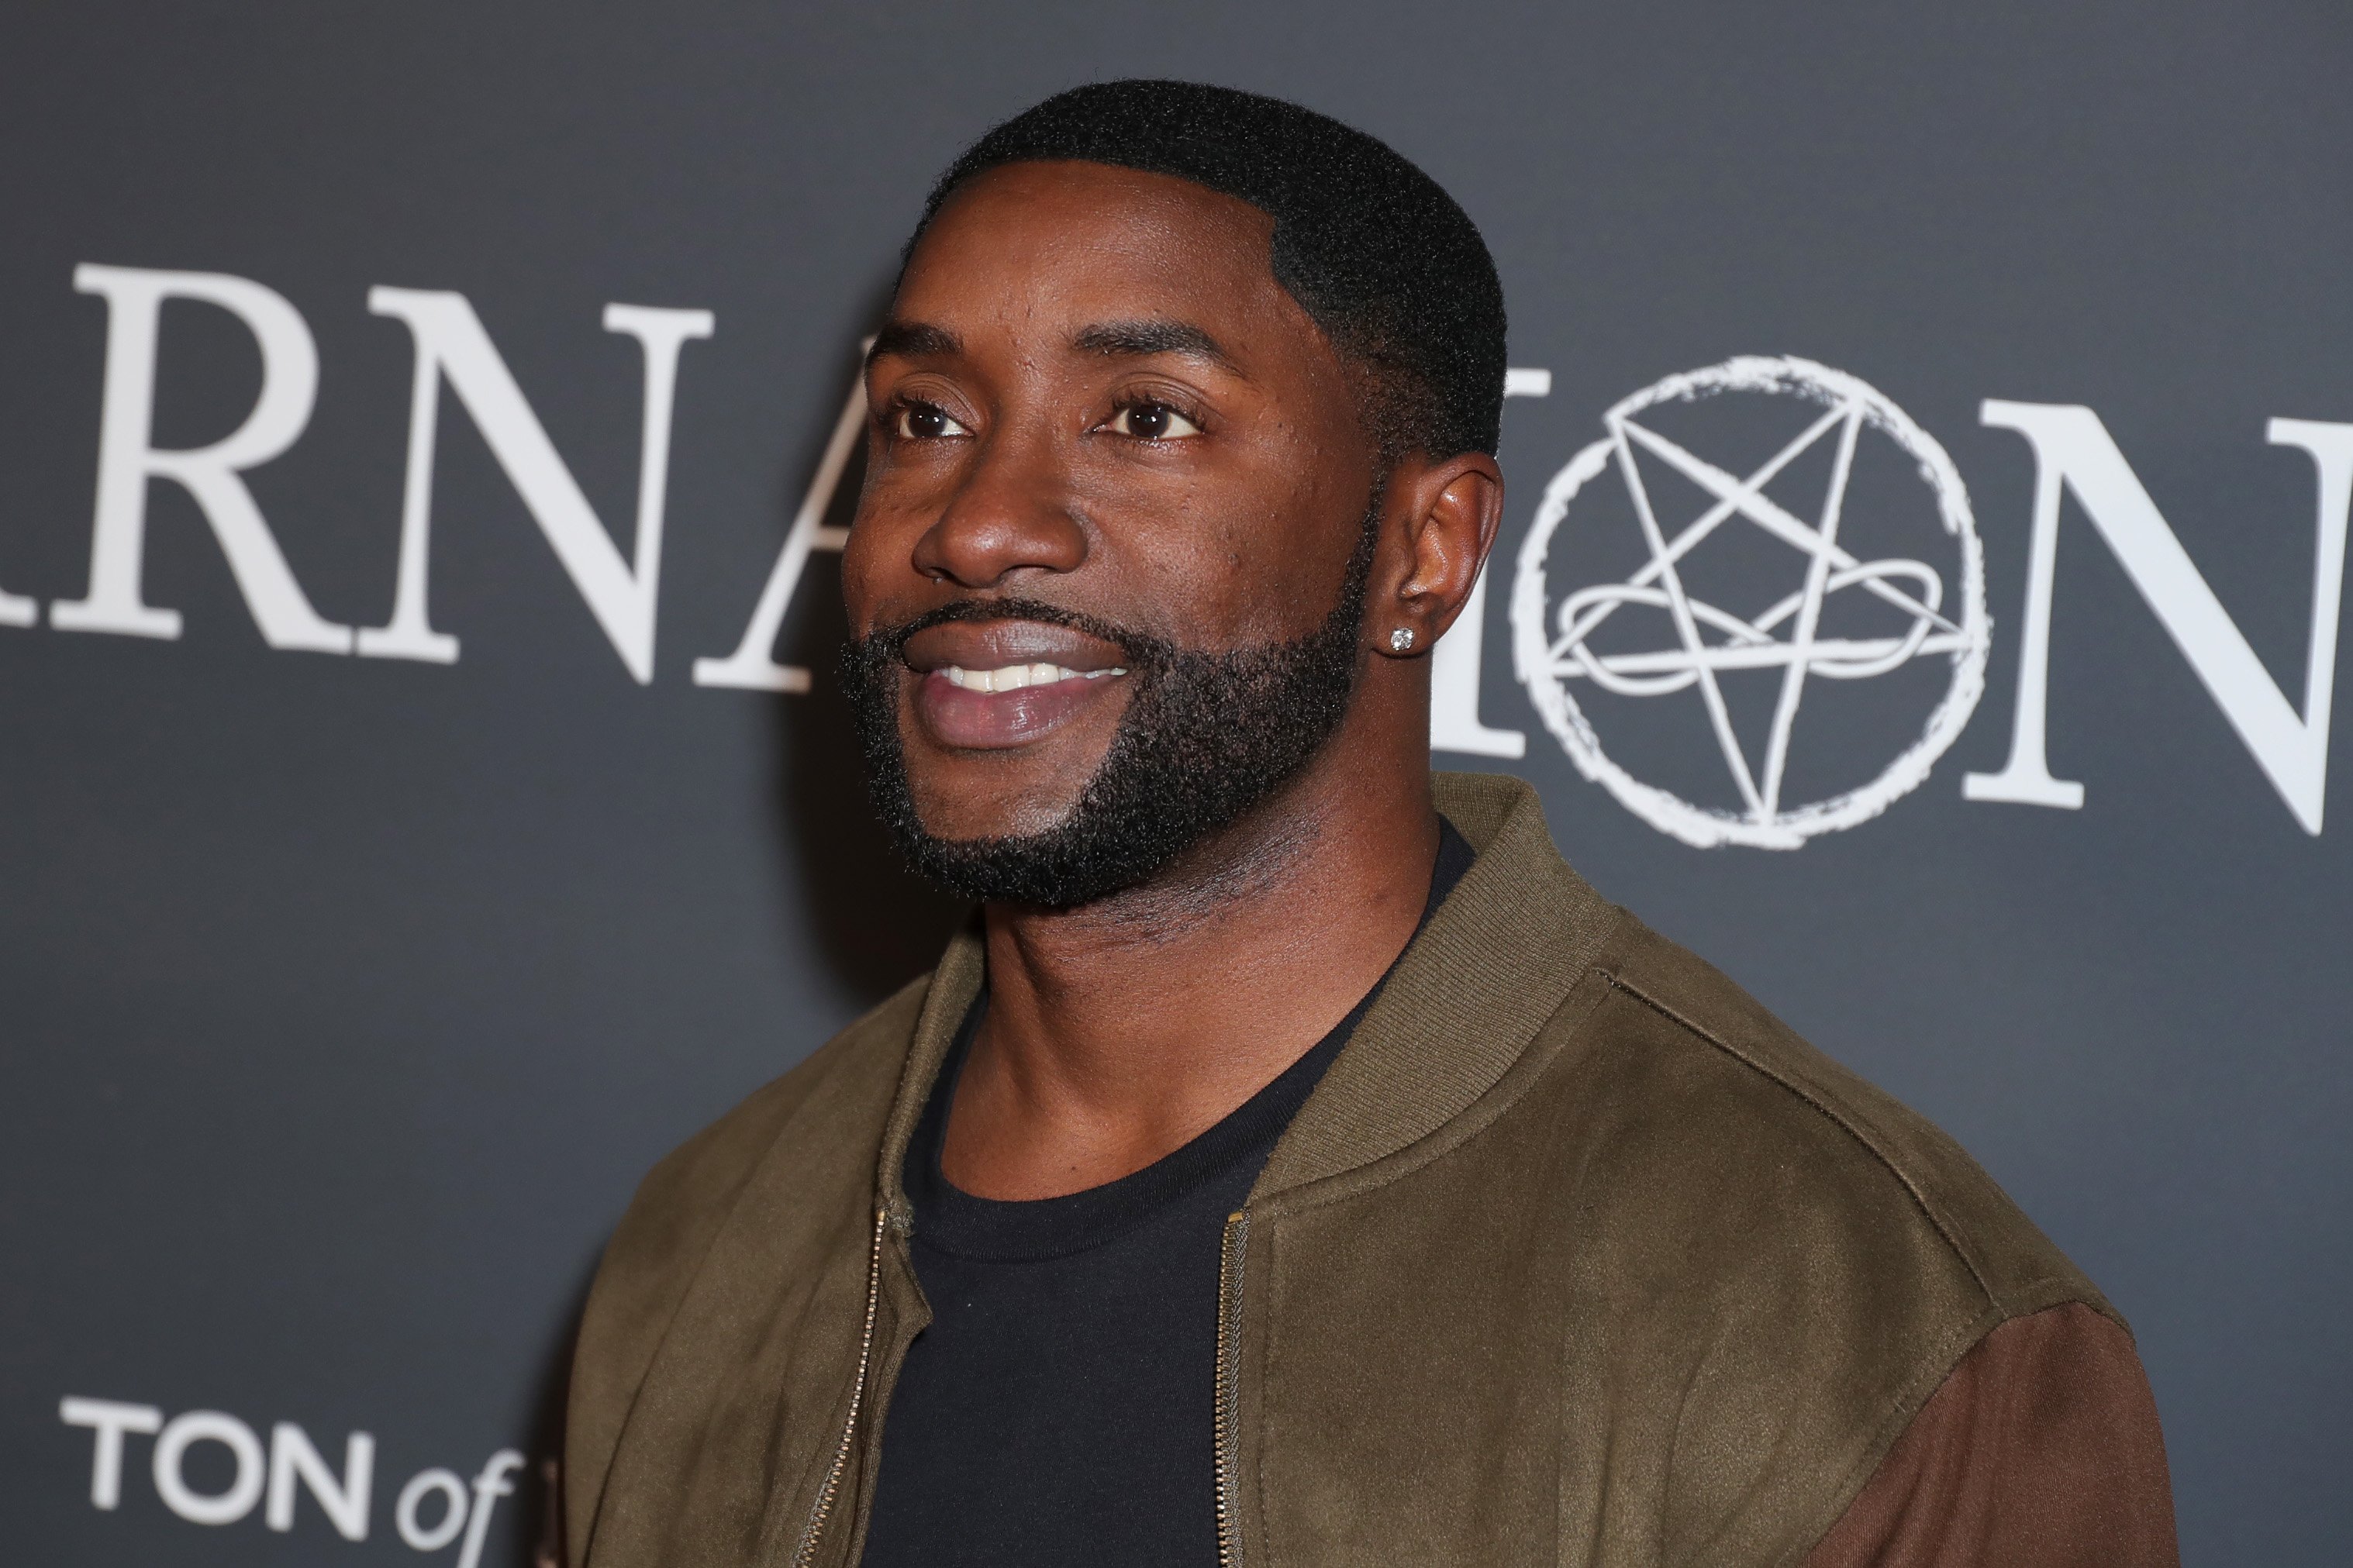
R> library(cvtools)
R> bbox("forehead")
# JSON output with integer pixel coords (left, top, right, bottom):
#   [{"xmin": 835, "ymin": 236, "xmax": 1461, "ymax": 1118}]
[{"xmin": 894, "ymin": 160, "xmax": 1323, "ymax": 359}]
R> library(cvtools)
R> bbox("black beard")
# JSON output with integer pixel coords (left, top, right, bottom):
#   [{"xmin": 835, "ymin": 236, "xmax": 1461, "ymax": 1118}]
[{"xmin": 841, "ymin": 515, "xmax": 1378, "ymax": 911}]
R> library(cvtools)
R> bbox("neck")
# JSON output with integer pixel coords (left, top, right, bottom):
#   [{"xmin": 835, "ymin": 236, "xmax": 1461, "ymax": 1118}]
[{"xmin": 940, "ymin": 698, "xmax": 1440, "ymax": 1200}]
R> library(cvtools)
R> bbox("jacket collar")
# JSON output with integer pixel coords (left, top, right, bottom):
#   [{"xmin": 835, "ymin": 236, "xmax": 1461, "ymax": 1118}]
[
  {"xmin": 876, "ymin": 916, "xmax": 984, "ymax": 1227},
  {"xmin": 870, "ymin": 771, "xmax": 1619, "ymax": 1218},
  {"xmin": 1254, "ymin": 771, "xmax": 1618, "ymax": 1201}
]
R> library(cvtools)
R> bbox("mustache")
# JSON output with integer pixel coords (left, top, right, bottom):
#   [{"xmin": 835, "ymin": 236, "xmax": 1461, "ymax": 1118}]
[{"xmin": 854, "ymin": 596, "xmax": 1176, "ymax": 668}]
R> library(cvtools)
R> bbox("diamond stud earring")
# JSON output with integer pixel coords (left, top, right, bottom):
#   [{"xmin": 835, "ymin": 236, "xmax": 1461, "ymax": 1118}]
[{"xmin": 1389, "ymin": 627, "xmax": 1416, "ymax": 653}]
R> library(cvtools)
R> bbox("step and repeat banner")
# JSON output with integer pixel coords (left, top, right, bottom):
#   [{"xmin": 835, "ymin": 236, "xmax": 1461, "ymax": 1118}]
[{"xmin": 4, "ymin": 3, "xmax": 2346, "ymax": 1563}]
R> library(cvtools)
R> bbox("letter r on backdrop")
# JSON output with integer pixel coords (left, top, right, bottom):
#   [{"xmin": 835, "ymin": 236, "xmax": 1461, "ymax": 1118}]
[{"xmin": 53, "ymin": 265, "xmax": 352, "ymax": 651}]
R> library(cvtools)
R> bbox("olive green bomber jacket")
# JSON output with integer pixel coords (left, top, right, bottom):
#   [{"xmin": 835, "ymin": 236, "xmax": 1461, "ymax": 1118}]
[{"xmin": 564, "ymin": 770, "xmax": 2113, "ymax": 1566}]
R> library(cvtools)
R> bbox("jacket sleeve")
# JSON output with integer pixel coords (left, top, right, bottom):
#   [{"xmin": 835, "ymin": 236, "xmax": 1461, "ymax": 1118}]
[{"xmin": 1802, "ymin": 1303, "xmax": 2180, "ymax": 1568}]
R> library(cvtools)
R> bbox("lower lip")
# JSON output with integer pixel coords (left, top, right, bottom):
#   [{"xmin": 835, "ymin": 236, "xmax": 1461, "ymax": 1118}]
[{"xmin": 912, "ymin": 670, "xmax": 1130, "ymax": 750}]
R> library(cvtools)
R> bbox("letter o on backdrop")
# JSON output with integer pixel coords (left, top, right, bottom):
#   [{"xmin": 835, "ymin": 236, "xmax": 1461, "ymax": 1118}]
[
  {"xmin": 152, "ymin": 1411, "xmax": 265, "ymax": 1525},
  {"xmin": 395, "ymin": 1467, "xmax": 469, "ymax": 1551}
]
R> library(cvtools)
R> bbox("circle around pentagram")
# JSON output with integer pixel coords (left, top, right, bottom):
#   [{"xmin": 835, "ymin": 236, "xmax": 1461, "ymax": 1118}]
[{"xmin": 1507, "ymin": 356, "xmax": 1989, "ymax": 849}]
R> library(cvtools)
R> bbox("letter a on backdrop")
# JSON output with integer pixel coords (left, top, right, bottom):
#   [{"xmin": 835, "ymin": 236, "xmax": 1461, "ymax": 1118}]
[{"xmin": 692, "ymin": 370, "xmax": 864, "ymax": 692}]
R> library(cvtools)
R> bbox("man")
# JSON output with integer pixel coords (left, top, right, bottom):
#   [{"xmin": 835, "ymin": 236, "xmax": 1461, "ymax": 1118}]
[{"xmin": 564, "ymin": 81, "xmax": 2177, "ymax": 1566}]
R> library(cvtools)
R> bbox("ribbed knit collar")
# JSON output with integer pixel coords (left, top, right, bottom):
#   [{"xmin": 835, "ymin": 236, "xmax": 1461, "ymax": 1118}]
[
  {"xmin": 901, "ymin": 822, "xmax": 1475, "ymax": 1261},
  {"xmin": 874, "ymin": 774, "xmax": 1620, "ymax": 1229}
]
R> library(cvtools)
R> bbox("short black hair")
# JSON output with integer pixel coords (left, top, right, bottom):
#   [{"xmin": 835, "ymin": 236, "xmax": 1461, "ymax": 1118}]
[{"xmin": 909, "ymin": 79, "xmax": 1507, "ymax": 461}]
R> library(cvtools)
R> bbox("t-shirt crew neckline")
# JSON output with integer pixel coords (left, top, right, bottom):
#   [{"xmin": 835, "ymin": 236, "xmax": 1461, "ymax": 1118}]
[{"xmin": 905, "ymin": 817, "xmax": 1478, "ymax": 1266}]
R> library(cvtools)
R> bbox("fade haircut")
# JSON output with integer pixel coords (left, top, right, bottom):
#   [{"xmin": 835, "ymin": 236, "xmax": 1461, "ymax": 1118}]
[{"xmin": 909, "ymin": 79, "xmax": 1508, "ymax": 461}]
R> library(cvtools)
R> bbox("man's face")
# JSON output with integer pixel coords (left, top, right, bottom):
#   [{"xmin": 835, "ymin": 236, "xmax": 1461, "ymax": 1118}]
[{"xmin": 840, "ymin": 160, "xmax": 1385, "ymax": 904}]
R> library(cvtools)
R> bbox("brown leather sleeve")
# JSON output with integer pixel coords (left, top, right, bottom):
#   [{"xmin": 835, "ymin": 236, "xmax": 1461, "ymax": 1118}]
[{"xmin": 1803, "ymin": 1302, "xmax": 2180, "ymax": 1568}]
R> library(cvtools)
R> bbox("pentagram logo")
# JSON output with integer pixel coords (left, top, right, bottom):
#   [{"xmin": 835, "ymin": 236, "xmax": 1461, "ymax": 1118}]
[{"xmin": 1508, "ymin": 357, "xmax": 1989, "ymax": 849}]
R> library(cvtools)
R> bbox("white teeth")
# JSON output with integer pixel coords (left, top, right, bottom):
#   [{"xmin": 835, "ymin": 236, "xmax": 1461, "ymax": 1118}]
[{"xmin": 941, "ymin": 663, "xmax": 1130, "ymax": 692}]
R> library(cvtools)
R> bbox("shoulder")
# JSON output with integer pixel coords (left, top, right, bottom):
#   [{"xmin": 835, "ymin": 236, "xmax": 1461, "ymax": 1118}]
[
  {"xmin": 562, "ymin": 974, "xmax": 930, "ymax": 1546},
  {"xmin": 1490, "ymin": 915, "xmax": 2120, "ymax": 1553},
  {"xmin": 1804, "ymin": 1301, "xmax": 2179, "ymax": 1566},
  {"xmin": 1582, "ymin": 914, "xmax": 2112, "ymax": 1333},
  {"xmin": 587, "ymin": 972, "xmax": 927, "ymax": 1315},
  {"xmin": 611, "ymin": 976, "xmax": 930, "ymax": 1258}
]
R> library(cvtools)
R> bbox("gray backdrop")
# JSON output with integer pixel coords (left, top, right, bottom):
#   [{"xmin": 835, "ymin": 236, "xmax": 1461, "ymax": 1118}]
[{"xmin": 5, "ymin": 3, "xmax": 2347, "ymax": 1563}]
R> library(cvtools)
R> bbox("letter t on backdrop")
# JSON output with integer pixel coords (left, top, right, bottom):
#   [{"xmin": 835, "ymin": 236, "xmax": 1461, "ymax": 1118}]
[{"xmin": 59, "ymin": 1397, "xmax": 161, "ymax": 1510}]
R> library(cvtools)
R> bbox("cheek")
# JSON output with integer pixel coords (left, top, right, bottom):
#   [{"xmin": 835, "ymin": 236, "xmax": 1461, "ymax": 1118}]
[
  {"xmin": 1068, "ymin": 438, "xmax": 1351, "ymax": 643},
  {"xmin": 840, "ymin": 496, "xmax": 933, "ymax": 634},
  {"xmin": 1091, "ymin": 507, "xmax": 1340, "ymax": 649},
  {"xmin": 1216, "ymin": 467, "xmax": 1368, "ymax": 632},
  {"xmin": 836, "ymin": 524, "xmax": 885, "ymax": 632},
  {"xmin": 1064, "ymin": 508, "xmax": 1254, "ymax": 646}
]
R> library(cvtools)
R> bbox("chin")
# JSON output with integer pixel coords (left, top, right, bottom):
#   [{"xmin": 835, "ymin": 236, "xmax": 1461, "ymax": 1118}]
[{"xmin": 902, "ymin": 766, "xmax": 1092, "ymax": 846}]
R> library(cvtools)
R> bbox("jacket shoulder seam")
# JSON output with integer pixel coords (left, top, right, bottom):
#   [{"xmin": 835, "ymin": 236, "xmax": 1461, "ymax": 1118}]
[
  {"xmin": 1772, "ymin": 1301, "xmax": 2013, "ymax": 1568},
  {"xmin": 1602, "ymin": 970, "xmax": 1999, "ymax": 1308}
]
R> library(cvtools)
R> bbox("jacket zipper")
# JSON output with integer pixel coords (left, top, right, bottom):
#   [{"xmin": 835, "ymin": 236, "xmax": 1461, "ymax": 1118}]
[
  {"xmin": 1214, "ymin": 1208, "xmax": 1250, "ymax": 1568},
  {"xmin": 789, "ymin": 1206, "xmax": 888, "ymax": 1568}
]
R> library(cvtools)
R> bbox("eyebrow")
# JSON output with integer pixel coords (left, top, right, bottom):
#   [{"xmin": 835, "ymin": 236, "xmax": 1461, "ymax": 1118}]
[
  {"xmin": 1071, "ymin": 319, "xmax": 1241, "ymax": 374},
  {"xmin": 866, "ymin": 321, "xmax": 961, "ymax": 364},
  {"xmin": 864, "ymin": 317, "xmax": 1242, "ymax": 374}
]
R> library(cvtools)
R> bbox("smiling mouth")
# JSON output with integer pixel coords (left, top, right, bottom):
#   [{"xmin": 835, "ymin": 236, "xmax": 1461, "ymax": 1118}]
[
  {"xmin": 939, "ymin": 662, "xmax": 1129, "ymax": 693},
  {"xmin": 892, "ymin": 608, "xmax": 1144, "ymax": 750},
  {"xmin": 912, "ymin": 660, "xmax": 1136, "ymax": 750}
]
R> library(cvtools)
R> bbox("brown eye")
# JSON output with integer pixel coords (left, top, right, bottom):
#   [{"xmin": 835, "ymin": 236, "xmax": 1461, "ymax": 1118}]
[
  {"xmin": 893, "ymin": 401, "xmax": 970, "ymax": 439},
  {"xmin": 1105, "ymin": 401, "xmax": 1202, "ymax": 440}
]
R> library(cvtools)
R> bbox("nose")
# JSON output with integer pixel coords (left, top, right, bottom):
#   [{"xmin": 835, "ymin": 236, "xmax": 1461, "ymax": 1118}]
[{"xmin": 909, "ymin": 426, "xmax": 1089, "ymax": 589}]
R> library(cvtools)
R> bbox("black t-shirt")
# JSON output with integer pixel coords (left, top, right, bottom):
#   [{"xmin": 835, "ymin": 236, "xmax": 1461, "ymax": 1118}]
[{"xmin": 859, "ymin": 822, "xmax": 1475, "ymax": 1566}]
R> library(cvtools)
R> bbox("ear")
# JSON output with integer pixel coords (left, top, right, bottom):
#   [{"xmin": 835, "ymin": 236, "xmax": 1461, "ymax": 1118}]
[{"xmin": 1371, "ymin": 451, "xmax": 1505, "ymax": 658}]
